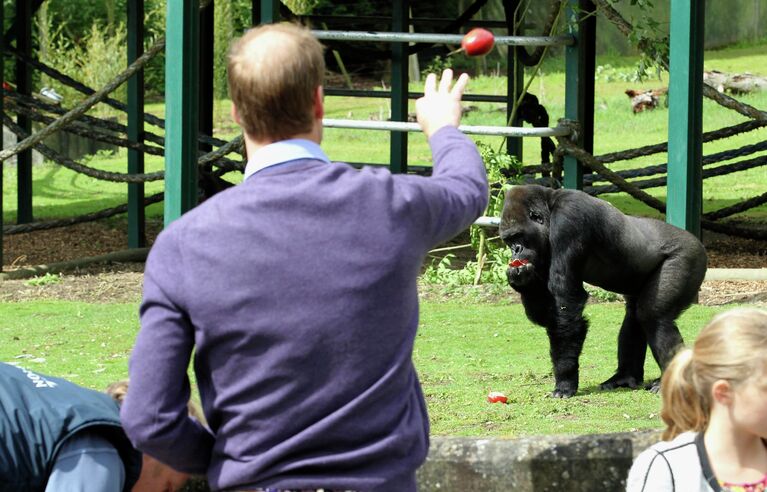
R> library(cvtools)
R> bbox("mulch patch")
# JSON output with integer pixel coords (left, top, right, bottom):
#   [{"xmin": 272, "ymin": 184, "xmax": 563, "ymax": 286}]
[{"xmin": 0, "ymin": 219, "xmax": 765, "ymax": 306}]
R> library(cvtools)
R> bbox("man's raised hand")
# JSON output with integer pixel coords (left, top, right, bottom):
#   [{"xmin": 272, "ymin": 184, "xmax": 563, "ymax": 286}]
[{"xmin": 415, "ymin": 69, "xmax": 470, "ymax": 139}]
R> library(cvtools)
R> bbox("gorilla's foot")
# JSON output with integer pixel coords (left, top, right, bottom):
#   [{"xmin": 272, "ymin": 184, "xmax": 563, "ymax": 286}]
[
  {"xmin": 599, "ymin": 373, "xmax": 642, "ymax": 391},
  {"xmin": 551, "ymin": 381, "xmax": 577, "ymax": 398},
  {"xmin": 645, "ymin": 378, "xmax": 661, "ymax": 393}
]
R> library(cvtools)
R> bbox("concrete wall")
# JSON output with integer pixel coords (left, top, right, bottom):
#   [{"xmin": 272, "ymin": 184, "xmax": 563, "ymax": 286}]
[
  {"xmin": 180, "ymin": 430, "xmax": 663, "ymax": 491},
  {"xmin": 418, "ymin": 431, "xmax": 661, "ymax": 491}
]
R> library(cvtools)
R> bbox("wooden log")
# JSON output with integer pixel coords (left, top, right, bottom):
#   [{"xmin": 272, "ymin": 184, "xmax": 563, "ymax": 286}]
[{"xmin": 0, "ymin": 247, "xmax": 149, "ymax": 280}]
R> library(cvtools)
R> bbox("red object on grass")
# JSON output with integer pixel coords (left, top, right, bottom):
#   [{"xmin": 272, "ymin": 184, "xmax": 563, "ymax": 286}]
[
  {"xmin": 461, "ymin": 28, "xmax": 495, "ymax": 56},
  {"xmin": 487, "ymin": 391, "xmax": 508, "ymax": 404},
  {"xmin": 508, "ymin": 258, "xmax": 529, "ymax": 268}
]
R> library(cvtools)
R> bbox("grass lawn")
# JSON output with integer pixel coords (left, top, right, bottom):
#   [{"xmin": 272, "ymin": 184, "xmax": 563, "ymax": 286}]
[{"xmin": 0, "ymin": 297, "xmax": 737, "ymax": 437}]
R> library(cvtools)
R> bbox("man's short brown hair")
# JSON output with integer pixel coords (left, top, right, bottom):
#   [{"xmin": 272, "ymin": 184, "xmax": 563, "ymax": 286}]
[{"xmin": 227, "ymin": 23, "xmax": 325, "ymax": 142}]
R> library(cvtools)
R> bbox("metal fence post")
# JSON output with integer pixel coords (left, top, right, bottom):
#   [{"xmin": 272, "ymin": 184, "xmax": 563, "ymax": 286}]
[
  {"xmin": 390, "ymin": 0, "xmax": 410, "ymax": 174},
  {"xmin": 164, "ymin": 0, "xmax": 200, "ymax": 225},
  {"xmin": 667, "ymin": 0, "xmax": 705, "ymax": 237},
  {"xmin": 127, "ymin": 0, "xmax": 146, "ymax": 247},
  {"xmin": 563, "ymin": 0, "xmax": 583, "ymax": 190},
  {"xmin": 16, "ymin": 0, "xmax": 32, "ymax": 223}
]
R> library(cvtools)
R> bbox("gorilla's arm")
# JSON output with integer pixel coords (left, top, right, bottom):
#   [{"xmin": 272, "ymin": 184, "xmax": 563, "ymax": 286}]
[{"xmin": 543, "ymin": 206, "xmax": 592, "ymax": 397}]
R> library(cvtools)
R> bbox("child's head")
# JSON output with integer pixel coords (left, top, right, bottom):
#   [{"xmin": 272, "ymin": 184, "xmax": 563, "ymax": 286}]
[
  {"xmin": 106, "ymin": 379, "xmax": 206, "ymax": 424},
  {"xmin": 660, "ymin": 308, "xmax": 767, "ymax": 440}
]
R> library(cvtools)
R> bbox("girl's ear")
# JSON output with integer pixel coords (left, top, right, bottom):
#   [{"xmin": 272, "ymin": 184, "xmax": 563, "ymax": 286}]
[
  {"xmin": 712, "ymin": 379, "xmax": 733, "ymax": 406},
  {"xmin": 231, "ymin": 103, "xmax": 242, "ymax": 126}
]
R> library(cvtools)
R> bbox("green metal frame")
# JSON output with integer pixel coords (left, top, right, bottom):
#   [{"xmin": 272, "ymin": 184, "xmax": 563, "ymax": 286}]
[
  {"xmin": 563, "ymin": 0, "xmax": 595, "ymax": 190},
  {"xmin": 505, "ymin": 7, "xmax": 524, "ymax": 161},
  {"xmin": 255, "ymin": 0, "xmax": 280, "ymax": 25},
  {"xmin": 0, "ymin": 3, "xmax": 3, "ymax": 268},
  {"xmin": 199, "ymin": 1, "xmax": 215, "ymax": 157},
  {"xmin": 127, "ymin": 0, "xmax": 146, "ymax": 248},
  {"xmin": 390, "ymin": 0, "xmax": 409, "ymax": 174},
  {"xmin": 164, "ymin": 0, "xmax": 200, "ymax": 225},
  {"xmin": 16, "ymin": 0, "xmax": 32, "ymax": 224},
  {"xmin": 667, "ymin": 0, "xmax": 705, "ymax": 237}
]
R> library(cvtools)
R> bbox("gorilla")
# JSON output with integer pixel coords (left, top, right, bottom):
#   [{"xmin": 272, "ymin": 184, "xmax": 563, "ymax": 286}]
[{"xmin": 500, "ymin": 185, "xmax": 707, "ymax": 398}]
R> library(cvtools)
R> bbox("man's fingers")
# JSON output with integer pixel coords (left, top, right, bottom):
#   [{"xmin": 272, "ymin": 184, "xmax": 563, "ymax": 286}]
[
  {"xmin": 450, "ymin": 73, "xmax": 470, "ymax": 100},
  {"xmin": 423, "ymin": 73, "xmax": 437, "ymax": 95},
  {"xmin": 438, "ymin": 69, "xmax": 454, "ymax": 93}
]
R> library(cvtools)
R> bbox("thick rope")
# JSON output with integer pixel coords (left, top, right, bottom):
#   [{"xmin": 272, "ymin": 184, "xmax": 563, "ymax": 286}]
[
  {"xmin": 6, "ymin": 96, "xmax": 245, "ymax": 173},
  {"xmin": 584, "ymin": 140, "xmax": 767, "ymax": 185},
  {"xmin": 0, "ymin": 38, "xmax": 165, "ymax": 163},
  {"xmin": 555, "ymin": 135, "xmax": 667, "ymax": 212},
  {"xmin": 3, "ymin": 115, "xmax": 165, "ymax": 182},
  {"xmin": 3, "ymin": 192, "xmax": 164, "ymax": 235},
  {"xmin": 705, "ymin": 191, "xmax": 767, "ymax": 221},
  {"xmin": 594, "ymin": 120, "xmax": 767, "ymax": 165},
  {"xmin": 586, "ymin": 155, "xmax": 767, "ymax": 195},
  {"xmin": 6, "ymin": 48, "xmax": 231, "ymax": 149}
]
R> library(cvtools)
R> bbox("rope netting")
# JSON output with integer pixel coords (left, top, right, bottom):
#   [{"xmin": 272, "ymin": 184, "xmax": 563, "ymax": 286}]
[{"xmin": 1, "ymin": 0, "xmax": 765, "ymax": 241}]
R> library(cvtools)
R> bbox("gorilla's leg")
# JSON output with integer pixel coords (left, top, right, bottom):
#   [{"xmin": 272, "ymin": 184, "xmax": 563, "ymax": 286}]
[
  {"xmin": 635, "ymin": 255, "xmax": 703, "ymax": 391},
  {"xmin": 600, "ymin": 296, "xmax": 647, "ymax": 390}
]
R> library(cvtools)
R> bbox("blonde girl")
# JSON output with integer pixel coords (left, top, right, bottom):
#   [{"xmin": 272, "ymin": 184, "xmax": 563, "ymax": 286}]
[{"xmin": 627, "ymin": 308, "xmax": 767, "ymax": 492}]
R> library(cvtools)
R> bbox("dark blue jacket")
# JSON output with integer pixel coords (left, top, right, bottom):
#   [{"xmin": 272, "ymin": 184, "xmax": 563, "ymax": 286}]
[{"xmin": 0, "ymin": 363, "xmax": 141, "ymax": 491}]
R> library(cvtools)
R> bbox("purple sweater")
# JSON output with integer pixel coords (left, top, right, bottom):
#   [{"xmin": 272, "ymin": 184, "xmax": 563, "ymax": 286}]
[{"xmin": 121, "ymin": 127, "xmax": 488, "ymax": 491}]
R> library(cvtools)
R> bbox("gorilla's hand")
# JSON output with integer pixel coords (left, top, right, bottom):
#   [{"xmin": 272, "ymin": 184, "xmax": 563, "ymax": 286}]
[{"xmin": 506, "ymin": 261, "xmax": 536, "ymax": 288}]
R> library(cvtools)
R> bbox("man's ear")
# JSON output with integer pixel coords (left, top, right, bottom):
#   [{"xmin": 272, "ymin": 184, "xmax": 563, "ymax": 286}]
[
  {"xmin": 712, "ymin": 379, "xmax": 733, "ymax": 406},
  {"xmin": 314, "ymin": 86, "xmax": 324, "ymax": 120}
]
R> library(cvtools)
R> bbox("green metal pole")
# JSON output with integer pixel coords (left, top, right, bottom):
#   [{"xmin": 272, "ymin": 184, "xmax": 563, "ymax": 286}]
[
  {"xmin": 164, "ymin": 0, "xmax": 200, "ymax": 226},
  {"xmin": 199, "ymin": 1, "xmax": 214, "ymax": 157},
  {"xmin": 667, "ymin": 0, "xmax": 705, "ymax": 237},
  {"xmin": 563, "ymin": 0, "xmax": 583, "ymax": 190},
  {"xmin": 127, "ymin": 0, "xmax": 146, "ymax": 247},
  {"xmin": 579, "ymin": 0, "xmax": 596, "ymax": 158},
  {"xmin": 390, "ymin": 0, "xmax": 409, "ymax": 174},
  {"xmin": 16, "ymin": 0, "xmax": 32, "ymax": 223},
  {"xmin": 0, "ymin": 2, "xmax": 4, "ymax": 269},
  {"xmin": 256, "ymin": 0, "xmax": 280, "ymax": 25},
  {"xmin": 505, "ymin": 7, "xmax": 523, "ymax": 162}
]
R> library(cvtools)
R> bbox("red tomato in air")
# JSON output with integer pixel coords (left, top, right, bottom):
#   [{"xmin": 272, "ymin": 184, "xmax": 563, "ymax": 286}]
[
  {"xmin": 461, "ymin": 28, "xmax": 495, "ymax": 57},
  {"xmin": 487, "ymin": 391, "xmax": 508, "ymax": 404}
]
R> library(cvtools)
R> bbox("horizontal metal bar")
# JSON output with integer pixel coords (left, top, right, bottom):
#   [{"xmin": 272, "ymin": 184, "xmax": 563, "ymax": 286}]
[
  {"xmin": 474, "ymin": 216, "xmax": 501, "ymax": 228},
  {"xmin": 312, "ymin": 30, "xmax": 575, "ymax": 47},
  {"xmin": 324, "ymin": 88, "xmax": 508, "ymax": 103},
  {"xmin": 301, "ymin": 14, "xmax": 509, "ymax": 29},
  {"xmin": 323, "ymin": 118, "xmax": 571, "ymax": 138}
]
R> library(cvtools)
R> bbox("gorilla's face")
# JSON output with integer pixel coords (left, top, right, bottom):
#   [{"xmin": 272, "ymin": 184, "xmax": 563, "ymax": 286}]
[{"xmin": 499, "ymin": 185, "xmax": 552, "ymax": 288}]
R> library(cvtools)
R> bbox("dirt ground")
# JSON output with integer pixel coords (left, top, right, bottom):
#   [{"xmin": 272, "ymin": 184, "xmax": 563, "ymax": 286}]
[{"xmin": 1, "ymin": 220, "xmax": 766, "ymax": 306}]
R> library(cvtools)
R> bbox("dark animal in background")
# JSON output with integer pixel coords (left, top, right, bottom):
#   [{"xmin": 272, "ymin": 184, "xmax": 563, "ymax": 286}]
[
  {"xmin": 625, "ymin": 88, "xmax": 668, "ymax": 113},
  {"xmin": 500, "ymin": 185, "xmax": 707, "ymax": 398},
  {"xmin": 517, "ymin": 92, "xmax": 556, "ymax": 172}
]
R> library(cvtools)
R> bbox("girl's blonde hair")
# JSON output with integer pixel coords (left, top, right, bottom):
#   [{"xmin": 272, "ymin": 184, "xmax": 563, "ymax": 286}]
[{"xmin": 660, "ymin": 308, "xmax": 767, "ymax": 440}]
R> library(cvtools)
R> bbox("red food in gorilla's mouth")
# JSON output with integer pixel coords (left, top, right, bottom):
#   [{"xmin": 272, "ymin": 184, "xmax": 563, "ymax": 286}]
[{"xmin": 508, "ymin": 259, "xmax": 529, "ymax": 268}]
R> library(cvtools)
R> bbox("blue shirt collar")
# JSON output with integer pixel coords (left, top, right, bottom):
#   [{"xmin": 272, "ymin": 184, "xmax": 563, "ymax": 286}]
[{"xmin": 243, "ymin": 139, "xmax": 330, "ymax": 180}]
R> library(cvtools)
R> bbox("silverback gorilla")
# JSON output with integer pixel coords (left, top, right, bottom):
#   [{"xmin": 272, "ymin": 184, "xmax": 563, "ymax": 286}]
[{"xmin": 500, "ymin": 185, "xmax": 707, "ymax": 398}]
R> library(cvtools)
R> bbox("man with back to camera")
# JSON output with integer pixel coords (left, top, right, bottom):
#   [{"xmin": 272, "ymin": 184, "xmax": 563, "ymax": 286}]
[{"xmin": 121, "ymin": 22, "xmax": 488, "ymax": 491}]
